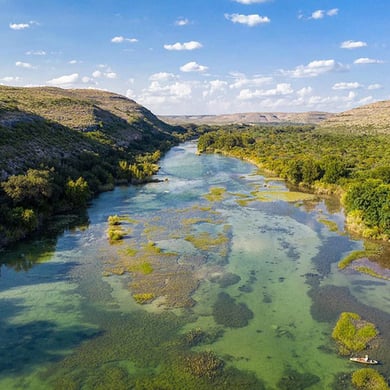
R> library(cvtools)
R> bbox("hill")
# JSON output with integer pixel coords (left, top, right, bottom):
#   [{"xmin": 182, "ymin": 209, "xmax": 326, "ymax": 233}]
[
  {"xmin": 318, "ymin": 100, "xmax": 390, "ymax": 134},
  {"xmin": 159, "ymin": 111, "xmax": 332, "ymax": 126},
  {"xmin": 0, "ymin": 86, "xmax": 181, "ymax": 179},
  {"xmin": 0, "ymin": 86, "xmax": 183, "ymax": 247}
]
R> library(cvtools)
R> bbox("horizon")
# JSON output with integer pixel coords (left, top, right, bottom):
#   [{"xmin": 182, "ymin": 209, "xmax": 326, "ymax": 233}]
[{"xmin": 1, "ymin": 1, "xmax": 389, "ymax": 115}]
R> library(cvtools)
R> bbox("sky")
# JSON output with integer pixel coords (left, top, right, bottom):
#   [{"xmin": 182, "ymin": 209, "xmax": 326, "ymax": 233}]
[{"xmin": 1, "ymin": 0, "xmax": 389, "ymax": 115}]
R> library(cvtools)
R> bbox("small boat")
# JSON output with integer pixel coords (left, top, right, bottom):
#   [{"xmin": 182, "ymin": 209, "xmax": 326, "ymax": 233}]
[{"xmin": 349, "ymin": 355, "xmax": 378, "ymax": 365}]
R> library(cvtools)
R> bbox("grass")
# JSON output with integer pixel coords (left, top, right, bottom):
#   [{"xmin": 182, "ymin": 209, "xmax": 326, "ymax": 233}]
[
  {"xmin": 203, "ymin": 187, "xmax": 226, "ymax": 202},
  {"xmin": 338, "ymin": 242, "xmax": 383, "ymax": 269}
]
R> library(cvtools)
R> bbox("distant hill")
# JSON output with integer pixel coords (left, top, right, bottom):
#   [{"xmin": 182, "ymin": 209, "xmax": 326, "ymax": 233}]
[
  {"xmin": 0, "ymin": 86, "xmax": 181, "ymax": 179},
  {"xmin": 159, "ymin": 111, "xmax": 332, "ymax": 126},
  {"xmin": 318, "ymin": 100, "xmax": 390, "ymax": 134}
]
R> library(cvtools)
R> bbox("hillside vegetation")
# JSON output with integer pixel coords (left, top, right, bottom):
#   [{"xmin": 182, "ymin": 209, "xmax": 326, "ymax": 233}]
[
  {"xmin": 319, "ymin": 100, "xmax": 390, "ymax": 134},
  {"xmin": 0, "ymin": 86, "xmax": 185, "ymax": 247}
]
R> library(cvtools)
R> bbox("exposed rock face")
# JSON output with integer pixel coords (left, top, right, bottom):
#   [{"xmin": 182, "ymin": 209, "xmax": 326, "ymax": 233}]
[{"xmin": 159, "ymin": 111, "xmax": 333, "ymax": 125}]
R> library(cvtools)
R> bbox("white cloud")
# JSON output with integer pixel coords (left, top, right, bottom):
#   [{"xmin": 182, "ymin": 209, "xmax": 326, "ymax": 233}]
[
  {"xmin": 111, "ymin": 36, "xmax": 138, "ymax": 43},
  {"xmin": 296, "ymin": 86, "xmax": 313, "ymax": 97},
  {"xmin": 105, "ymin": 72, "xmax": 117, "ymax": 79},
  {"xmin": 203, "ymin": 80, "xmax": 228, "ymax": 97},
  {"xmin": 26, "ymin": 50, "xmax": 46, "ymax": 56},
  {"xmin": 332, "ymin": 82, "xmax": 362, "ymax": 90},
  {"xmin": 69, "ymin": 59, "xmax": 80, "ymax": 64},
  {"xmin": 15, "ymin": 61, "xmax": 33, "ymax": 69},
  {"xmin": 1, "ymin": 76, "xmax": 22, "ymax": 82},
  {"xmin": 238, "ymin": 83, "xmax": 293, "ymax": 100},
  {"xmin": 9, "ymin": 22, "xmax": 30, "ymax": 30},
  {"xmin": 81, "ymin": 76, "xmax": 92, "ymax": 83},
  {"xmin": 92, "ymin": 69, "xmax": 117, "ymax": 79},
  {"xmin": 47, "ymin": 73, "xmax": 79, "ymax": 85},
  {"xmin": 164, "ymin": 41, "xmax": 202, "ymax": 51},
  {"xmin": 229, "ymin": 73, "xmax": 272, "ymax": 89},
  {"xmin": 149, "ymin": 72, "xmax": 176, "ymax": 81},
  {"xmin": 282, "ymin": 59, "xmax": 347, "ymax": 78},
  {"xmin": 327, "ymin": 8, "xmax": 339, "ymax": 16},
  {"xmin": 358, "ymin": 96, "xmax": 374, "ymax": 105},
  {"xmin": 367, "ymin": 83, "xmax": 383, "ymax": 90},
  {"xmin": 225, "ymin": 13, "xmax": 270, "ymax": 27},
  {"xmin": 180, "ymin": 61, "xmax": 208, "ymax": 73},
  {"xmin": 233, "ymin": 0, "xmax": 271, "ymax": 3},
  {"xmin": 340, "ymin": 40, "xmax": 367, "ymax": 49},
  {"xmin": 311, "ymin": 10, "xmax": 325, "ymax": 20},
  {"xmin": 354, "ymin": 57, "xmax": 384, "ymax": 64},
  {"xmin": 175, "ymin": 18, "xmax": 190, "ymax": 26}
]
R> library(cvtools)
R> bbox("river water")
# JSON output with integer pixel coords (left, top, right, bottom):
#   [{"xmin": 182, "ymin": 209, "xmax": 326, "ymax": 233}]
[{"xmin": 0, "ymin": 141, "xmax": 389, "ymax": 389}]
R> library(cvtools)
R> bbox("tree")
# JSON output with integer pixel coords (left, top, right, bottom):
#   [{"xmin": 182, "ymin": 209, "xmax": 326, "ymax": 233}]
[{"xmin": 65, "ymin": 177, "xmax": 90, "ymax": 207}]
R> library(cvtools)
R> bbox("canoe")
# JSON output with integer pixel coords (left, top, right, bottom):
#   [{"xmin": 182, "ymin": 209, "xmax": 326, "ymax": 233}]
[{"xmin": 350, "ymin": 355, "xmax": 378, "ymax": 365}]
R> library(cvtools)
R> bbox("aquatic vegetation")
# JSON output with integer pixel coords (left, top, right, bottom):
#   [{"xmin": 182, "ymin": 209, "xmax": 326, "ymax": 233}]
[
  {"xmin": 108, "ymin": 214, "xmax": 121, "ymax": 225},
  {"xmin": 351, "ymin": 368, "xmax": 390, "ymax": 390},
  {"xmin": 354, "ymin": 266, "xmax": 390, "ymax": 280},
  {"xmin": 203, "ymin": 187, "xmax": 226, "ymax": 202},
  {"xmin": 212, "ymin": 292, "xmax": 254, "ymax": 328},
  {"xmin": 181, "ymin": 328, "xmax": 224, "ymax": 347},
  {"xmin": 318, "ymin": 218, "xmax": 340, "ymax": 232},
  {"xmin": 211, "ymin": 272, "xmax": 241, "ymax": 288},
  {"xmin": 332, "ymin": 312, "xmax": 378, "ymax": 355},
  {"xmin": 133, "ymin": 292, "xmax": 155, "ymax": 304},
  {"xmin": 277, "ymin": 368, "xmax": 320, "ymax": 390},
  {"xmin": 338, "ymin": 242, "xmax": 382, "ymax": 269},
  {"xmin": 185, "ymin": 232, "xmax": 228, "ymax": 252},
  {"xmin": 119, "ymin": 246, "xmax": 138, "ymax": 256},
  {"xmin": 183, "ymin": 351, "xmax": 224, "ymax": 379}
]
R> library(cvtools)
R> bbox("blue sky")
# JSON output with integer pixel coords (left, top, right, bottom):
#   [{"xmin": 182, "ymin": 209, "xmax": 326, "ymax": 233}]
[{"xmin": 1, "ymin": 0, "xmax": 389, "ymax": 115}]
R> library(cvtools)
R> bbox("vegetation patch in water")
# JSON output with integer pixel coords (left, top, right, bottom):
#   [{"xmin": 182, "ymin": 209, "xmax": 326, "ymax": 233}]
[
  {"xmin": 185, "ymin": 232, "xmax": 228, "ymax": 252},
  {"xmin": 351, "ymin": 368, "xmax": 389, "ymax": 390},
  {"xmin": 338, "ymin": 242, "xmax": 382, "ymax": 269},
  {"xmin": 318, "ymin": 218, "xmax": 340, "ymax": 233},
  {"xmin": 354, "ymin": 266, "xmax": 390, "ymax": 280},
  {"xmin": 332, "ymin": 312, "xmax": 378, "ymax": 355},
  {"xmin": 133, "ymin": 292, "xmax": 155, "ymax": 304},
  {"xmin": 203, "ymin": 187, "xmax": 226, "ymax": 202},
  {"xmin": 212, "ymin": 292, "xmax": 254, "ymax": 328},
  {"xmin": 277, "ymin": 368, "xmax": 321, "ymax": 390},
  {"xmin": 211, "ymin": 272, "xmax": 241, "ymax": 288}
]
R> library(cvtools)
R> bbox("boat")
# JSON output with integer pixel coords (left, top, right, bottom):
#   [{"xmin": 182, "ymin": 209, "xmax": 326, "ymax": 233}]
[{"xmin": 349, "ymin": 355, "xmax": 378, "ymax": 365}]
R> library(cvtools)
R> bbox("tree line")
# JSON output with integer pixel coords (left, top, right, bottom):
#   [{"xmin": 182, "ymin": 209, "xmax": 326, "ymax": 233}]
[{"xmin": 198, "ymin": 125, "xmax": 390, "ymax": 240}]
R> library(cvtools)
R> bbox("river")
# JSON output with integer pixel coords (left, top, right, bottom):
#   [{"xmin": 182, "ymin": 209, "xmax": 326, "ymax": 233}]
[{"xmin": 0, "ymin": 141, "xmax": 389, "ymax": 389}]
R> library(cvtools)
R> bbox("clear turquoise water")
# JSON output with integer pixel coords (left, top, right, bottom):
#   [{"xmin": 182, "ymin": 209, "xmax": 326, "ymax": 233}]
[{"xmin": 0, "ymin": 141, "xmax": 389, "ymax": 389}]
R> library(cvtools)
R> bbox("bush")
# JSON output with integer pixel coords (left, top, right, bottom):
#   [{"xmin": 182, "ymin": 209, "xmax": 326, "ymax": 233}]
[{"xmin": 352, "ymin": 368, "xmax": 389, "ymax": 390}]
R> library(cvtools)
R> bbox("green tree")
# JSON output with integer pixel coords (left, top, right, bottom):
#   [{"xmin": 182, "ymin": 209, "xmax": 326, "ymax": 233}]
[{"xmin": 65, "ymin": 177, "xmax": 90, "ymax": 207}]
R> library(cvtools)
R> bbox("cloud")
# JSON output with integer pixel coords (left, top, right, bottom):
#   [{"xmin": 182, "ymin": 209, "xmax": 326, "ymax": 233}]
[
  {"xmin": 47, "ymin": 73, "xmax": 79, "ymax": 85},
  {"xmin": 225, "ymin": 13, "xmax": 270, "ymax": 27},
  {"xmin": 9, "ymin": 21, "xmax": 39, "ymax": 30},
  {"xmin": 1, "ymin": 76, "xmax": 22, "ymax": 82},
  {"xmin": 9, "ymin": 22, "xmax": 30, "ymax": 30},
  {"xmin": 354, "ymin": 57, "xmax": 384, "ymax": 64},
  {"xmin": 238, "ymin": 83, "xmax": 294, "ymax": 100},
  {"xmin": 332, "ymin": 82, "xmax": 362, "ymax": 90},
  {"xmin": 310, "ymin": 8, "xmax": 339, "ymax": 19},
  {"xmin": 149, "ymin": 72, "xmax": 176, "ymax": 81},
  {"xmin": 175, "ymin": 18, "xmax": 190, "ymax": 26},
  {"xmin": 296, "ymin": 86, "xmax": 313, "ymax": 97},
  {"xmin": 180, "ymin": 61, "xmax": 208, "ymax": 73},
  {"xmin": 69, "ymin": 59, "xmax": 80, "ymax": 64},
  {"xmin": 164, "ymin": 41, "xmax": 202, "ymax": 51},
  {"xmin": 111, "ymin": 36, "xmax": 138, "ymax": 43},
  {"xmin": 15, "ymin": 61, "xmax": 34, "ymax": 69},
  {"xmin": 340, "ymin": 40, "xmax": 367, "ymax": 49},
  {"xmin": 26, "ymin": 50, "xmax": 46, "ymax": 56},
  {"xmin": 367, "ymin": 83, "xmax": 383, "ymax": 90},
  {"xmin": 229, "ymin": 73, "xmax": 272, "ymax": 89},
  {"xmin": 233, "ymin": 0, "xmax": 271, "ymax": 3},
  {"xmin": 203, "ymin": 80, "xmax": 229, "ymax": 97},
  {"xmin": 92, "ymin": 69, "xmax": 117, "ymax": 79},
  {"xmin": 327, "ymin": 8, "xmax": 339, "ymax": 16},
  {"xmin": 282, "ymin": 59, "xmax": 347, "ymax": 78}
]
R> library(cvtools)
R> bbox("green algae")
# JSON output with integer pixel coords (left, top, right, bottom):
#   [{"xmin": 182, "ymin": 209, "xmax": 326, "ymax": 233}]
[{"xmin": 351, "ymin": 368, "xmax": 390, "ymax": 390}]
